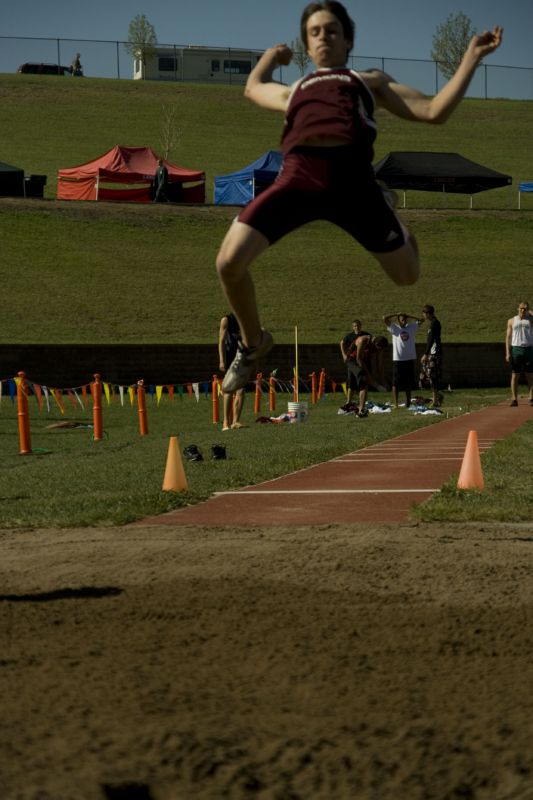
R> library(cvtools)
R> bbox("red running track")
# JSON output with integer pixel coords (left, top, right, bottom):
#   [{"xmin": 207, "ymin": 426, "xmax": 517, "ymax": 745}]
[{"xmin": 139, "ymin": 401, "xmax": 532, "ymax": 526}]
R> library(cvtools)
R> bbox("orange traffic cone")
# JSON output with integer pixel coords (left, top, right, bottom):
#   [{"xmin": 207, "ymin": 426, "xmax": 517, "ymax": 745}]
[
  {"xmin": 457, "ymin": 430, "xmax": 484, "ymax": 490},
  {"xmin": 162, "ymin": 436, "xmax": 188, "ymax": 492}
]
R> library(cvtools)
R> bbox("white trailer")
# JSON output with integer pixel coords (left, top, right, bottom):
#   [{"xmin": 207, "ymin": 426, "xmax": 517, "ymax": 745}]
[{"xmin": 133, "ymin": 45, "xmax": 261, "ymax": 84}]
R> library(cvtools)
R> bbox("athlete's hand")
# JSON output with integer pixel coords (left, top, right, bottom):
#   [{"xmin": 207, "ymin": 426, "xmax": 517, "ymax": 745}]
[
  {"xmin": 273, "ymin": 44, "xmax": 293, "ymax": 66},
  {"xmin": 469, "ymin": 26, "xmax": 503, "ymax": 60}
]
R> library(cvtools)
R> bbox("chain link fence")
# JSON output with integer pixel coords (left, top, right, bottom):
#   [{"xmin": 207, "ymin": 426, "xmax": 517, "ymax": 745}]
[{"xmin": 1, "ymin": 35, "xmax": 533, "ymax": 100}]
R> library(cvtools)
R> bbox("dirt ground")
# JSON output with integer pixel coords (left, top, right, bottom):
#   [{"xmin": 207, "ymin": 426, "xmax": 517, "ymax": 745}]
[{"xmin": 2, "ymin": 521, "xmax": 533, "ymax": 800}]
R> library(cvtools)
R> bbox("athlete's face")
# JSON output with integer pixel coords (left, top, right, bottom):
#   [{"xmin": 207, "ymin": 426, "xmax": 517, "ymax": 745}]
[{"xmin": 306, "ymin": 11, "xmax": 352, "ymax": 68}]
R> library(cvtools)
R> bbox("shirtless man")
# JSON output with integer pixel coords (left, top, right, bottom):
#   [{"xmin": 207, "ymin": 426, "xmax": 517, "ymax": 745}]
[
  {"xmin": 505, "ymin": 302, "xmax": 533, "ymax": 406},
  {"xmin": 217, "ymin": 1, "xmax": 502, "ymax": 393}
]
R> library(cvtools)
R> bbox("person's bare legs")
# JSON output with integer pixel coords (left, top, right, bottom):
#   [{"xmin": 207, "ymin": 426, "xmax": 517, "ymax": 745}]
[
  {"xmin": 222, "ymin": 392, "xmax": 233, "ymax": 430},
  {"xmin": 231, "ymin": 389, "xmax": 245, "ymax": 427},
  {"xmin": 371, "ymin": 232, "xmax": 420, "ymax": 286},
  {"xmin": 527, "ymin": 373, "xmax": 533, "ymax": 403},
  {"xmin": 510, "ymin": 373, "xmax": 519, "ymax": 403},
  {"xmin": 216, "ymin": 220, "xmax": 270, "ymax": 349}
]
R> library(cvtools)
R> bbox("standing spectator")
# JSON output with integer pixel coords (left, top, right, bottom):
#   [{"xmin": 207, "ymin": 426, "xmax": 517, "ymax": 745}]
[
  {"xmin": 420, "ymin": 304, "xmax": 443, "ymax": 407},
  {"xmin": 340, "ymin": 319, "xmax": 370, "ymax": 404},
  {"xmin": 153, "ymin": 158, "xmax": 169, "ymax": 203},
  {"xmin": 383, "ymin": 312, "xmax": 423, "ymax": 407},
  {"xmin": 505, "ymin": 301, "xmax": 533, "ymax": 407},
  {"xmin": 71, "ymin": 53, "xmax": 83, "ymax": 76},
  {"xmin": 219, "ymin": 313, "xmax": 246, "ymax": 430}
]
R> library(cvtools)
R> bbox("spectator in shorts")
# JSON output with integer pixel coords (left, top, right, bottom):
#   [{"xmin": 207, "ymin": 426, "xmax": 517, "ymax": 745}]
[
  {"xmin": 505, "ymin": 301, "xmax": 533, "ymax": 407},
  {"xmin": 218, "ymin": 313, "xmax": 247, "ymax": 429},
  {"xmin": 215, "ymin": 1, "xmax": 502, "ymax": 395},
  {"xmin": 340, "ymin": 319, "xmax": 370, "ymax": 404},
  {"xmin": 420, "ymin": 304, "xmax": 443, "ymax": 406},
  {"xmin": 341, "ymin": 332, "xmax": 388, "ymax": 417},
  {"xmin": 383, "ymin": 311, "xmax": 423, "ymax": 407}
]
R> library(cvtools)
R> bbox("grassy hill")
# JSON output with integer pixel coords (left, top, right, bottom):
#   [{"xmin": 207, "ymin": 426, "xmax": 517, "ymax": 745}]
[
  {"xmin": 1, "ymin": 74, "xmax": 532, "ymax": 206},
  {"xmin": 1, "ymin": 75, "xmax": 532, "ymax": 345}
]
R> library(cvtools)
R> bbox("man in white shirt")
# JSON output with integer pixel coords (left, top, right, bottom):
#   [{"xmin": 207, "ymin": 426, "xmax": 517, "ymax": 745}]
[
  {"xmin": 383, "ymin": 311, "xmax": 423, "ymax": 407},
  {"xmin": 505, "ymin": 301, "xmax": 533, "ymax": 407}
]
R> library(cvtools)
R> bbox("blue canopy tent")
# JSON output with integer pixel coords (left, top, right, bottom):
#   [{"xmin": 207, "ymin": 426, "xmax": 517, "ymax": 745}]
[{"xmin": 214, "ymin": 150, "xmax": 282, "ymax": 205}]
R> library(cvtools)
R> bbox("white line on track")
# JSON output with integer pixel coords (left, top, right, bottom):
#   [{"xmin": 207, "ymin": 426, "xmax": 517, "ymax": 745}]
[
  {"xmin": 334, "ymin": 457, "xmax": 462, "ymax": 462},
  {"xmin": 214, "ymin": 489, "xmax": 441, "ymax": 495}
]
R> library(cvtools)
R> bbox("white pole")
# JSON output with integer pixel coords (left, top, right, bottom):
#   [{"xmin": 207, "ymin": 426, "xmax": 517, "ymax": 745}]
[{"xmin": 294, "ymin": 325, "xmax": 299, "ymax": 402}]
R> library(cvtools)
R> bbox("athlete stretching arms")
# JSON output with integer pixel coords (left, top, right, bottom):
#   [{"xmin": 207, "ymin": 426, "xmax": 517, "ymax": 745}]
[{"xmin": 217, "ymin": 1, "xmax": 502, "ymax": 392}]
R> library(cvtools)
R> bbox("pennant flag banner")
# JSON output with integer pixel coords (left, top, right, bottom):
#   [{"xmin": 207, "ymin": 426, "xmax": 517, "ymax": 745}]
[{"xmin": 0, "ymin": 366, "xmax": 342, "ymax": 417}]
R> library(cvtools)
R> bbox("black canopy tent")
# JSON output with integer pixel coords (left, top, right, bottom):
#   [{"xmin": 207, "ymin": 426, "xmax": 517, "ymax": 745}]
[
  {"xmin": 0, "ymin": 161, "xmax": 25, "ymax": 196},
  {"xmin": 374, "ymin": 151, "xmax": 512, "ymax": 207}
]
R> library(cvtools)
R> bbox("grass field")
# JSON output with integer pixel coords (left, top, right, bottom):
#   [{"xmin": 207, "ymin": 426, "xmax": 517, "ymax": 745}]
[
  {"xmin": 1, "ymin": 74, "xmax": 533, "ymax": 208},
  {"xmin": 1, "ymin": 75, "xmax": 532, "ymax": 527},
  {"xmin": 2, "ymin": 386, "xmax": 531, "ymax": 529},
  {"xmin": 1, "ymin": 199, "xmax": 532, "ymax": 344}
]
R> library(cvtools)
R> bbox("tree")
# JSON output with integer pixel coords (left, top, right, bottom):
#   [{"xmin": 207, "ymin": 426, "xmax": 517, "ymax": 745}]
[
  {"xmin": 290, "ymin": 37, "xmax": 311, "ymax": 76},
  {"xmin": 431, "ymin": 11, "xmax": 477, "ymax": 80},
  {"xmin": 159, "ymin": 103, "xmax": 182, "ymax": 161},
  {"xmin": 125, "ymin": 14, "xmax": 157, "ymax": 66}
]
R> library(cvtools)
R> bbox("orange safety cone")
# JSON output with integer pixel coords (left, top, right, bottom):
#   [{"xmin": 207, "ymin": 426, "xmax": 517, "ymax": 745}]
[
  {"xmin": 162, "ymin": 435, "xmax": 189, "ymax": 492},
  {"xmin": 457, "ymin": 430, "xmax": 484, "ymax": 490}
]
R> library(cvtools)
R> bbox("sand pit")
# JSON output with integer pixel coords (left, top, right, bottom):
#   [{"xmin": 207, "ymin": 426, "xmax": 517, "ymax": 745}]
[{"xmin": 2, "ymin": 521, "xmax": 533, "ymax": 799}]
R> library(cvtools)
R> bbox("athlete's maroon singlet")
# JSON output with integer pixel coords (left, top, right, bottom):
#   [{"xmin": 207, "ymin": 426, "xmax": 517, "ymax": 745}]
[{"xmin": 281, "ymin": 68, "xmax": 377, "ymax": 156}]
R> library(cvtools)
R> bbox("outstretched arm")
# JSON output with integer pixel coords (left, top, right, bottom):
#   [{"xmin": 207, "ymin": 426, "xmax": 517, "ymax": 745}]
[
  {"xmin": 244, "ymin": 44, "xmax": 293, "ymax": 111},
  {"xmin": 367, "ymin": 26, "xmax": 503, "ymax": 123}
]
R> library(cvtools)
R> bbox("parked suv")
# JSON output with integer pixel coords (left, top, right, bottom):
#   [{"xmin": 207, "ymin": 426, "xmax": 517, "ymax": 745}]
[{"xmin": 17, "ymin": 62, "xmax": 71, "ymax": 75}]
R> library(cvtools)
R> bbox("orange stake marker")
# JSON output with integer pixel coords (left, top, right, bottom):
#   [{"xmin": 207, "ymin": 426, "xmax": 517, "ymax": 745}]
[
  {"xmin": 91, "ymin": 373, "xmax": 103, "ymax": 441},
  {"xmin": 310, "ymin": 371, "xmax": 317, "ymax": 404},
  {"xmin": 269, "ymin": 374, "xmax": 276, "ymax": 412},
  {"xmin": 254, "ymin": 373, "xmax": 262, "ymax": 414},
  {"xmin": 137, "ymin": 380, "xmax": 149, "ymax": 436},
  {"xmin": 212, "ymin": 375, "xmax": 220, "ymax": 424},
  {"xmin": 318, "ymin": 368, "xmax": 326, "ymax": 400},
  {"xmin": 17, "ymin": 371, "xmax": 32, "ymax": 455}
]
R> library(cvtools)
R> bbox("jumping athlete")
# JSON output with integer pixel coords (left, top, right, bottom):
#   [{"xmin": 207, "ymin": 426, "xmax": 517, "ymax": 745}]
[{"xmin": 217, "ymin": 1, "xmax": 503, "ymax": 393}]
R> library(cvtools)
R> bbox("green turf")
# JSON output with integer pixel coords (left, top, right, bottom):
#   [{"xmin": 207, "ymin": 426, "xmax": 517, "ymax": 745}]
[
  {"xmin": 1, "ymin": 75, "xmax": 532, "ymax": 527},
  {"xmin": 1, "ymin": 201, "xmax": 532, "ymax": 344},
  {"xmin": 1, "ymin": 387, "xmax": 524, "ymax": 529},
  {"xmin": 1, "ymin": 74, "xmax": 532, "ymax": 208}
]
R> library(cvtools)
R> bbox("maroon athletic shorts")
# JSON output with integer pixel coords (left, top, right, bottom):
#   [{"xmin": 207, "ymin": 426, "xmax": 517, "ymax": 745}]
[{"xmin": 238, "ymin": 145, "xmax": 406, "ymax": 253}]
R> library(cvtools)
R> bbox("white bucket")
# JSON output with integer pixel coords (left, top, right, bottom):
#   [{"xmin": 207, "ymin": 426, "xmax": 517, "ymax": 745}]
[{"xmin": 288, "ymin": 401, "xmax": 309, "ymax": 423}]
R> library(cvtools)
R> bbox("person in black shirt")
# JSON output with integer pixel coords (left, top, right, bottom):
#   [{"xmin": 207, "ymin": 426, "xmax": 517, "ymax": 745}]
[
  {"xmin": 420, "ymin": 304, "xmax": 442, "ymax": 406},
  {"xmin": 153, "ymin": 158, "xmax": 169, "ymax": 203}
]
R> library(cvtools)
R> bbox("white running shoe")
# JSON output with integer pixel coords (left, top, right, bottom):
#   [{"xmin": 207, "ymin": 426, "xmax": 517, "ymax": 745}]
[{"xmin": 221, "ymin": 330, "xmax": 274, "ymax": 393}]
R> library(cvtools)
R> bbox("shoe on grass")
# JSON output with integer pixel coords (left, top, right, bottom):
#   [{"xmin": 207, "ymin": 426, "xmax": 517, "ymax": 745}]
[{"xmin": 221, "ymin": 330, "xmax": 273, "ymax": 394}]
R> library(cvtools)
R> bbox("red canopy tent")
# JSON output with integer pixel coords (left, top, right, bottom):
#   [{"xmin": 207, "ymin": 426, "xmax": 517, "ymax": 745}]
[{"xmin": 57, "ymin": 145, "xmax": 205, "ymax": 203}]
